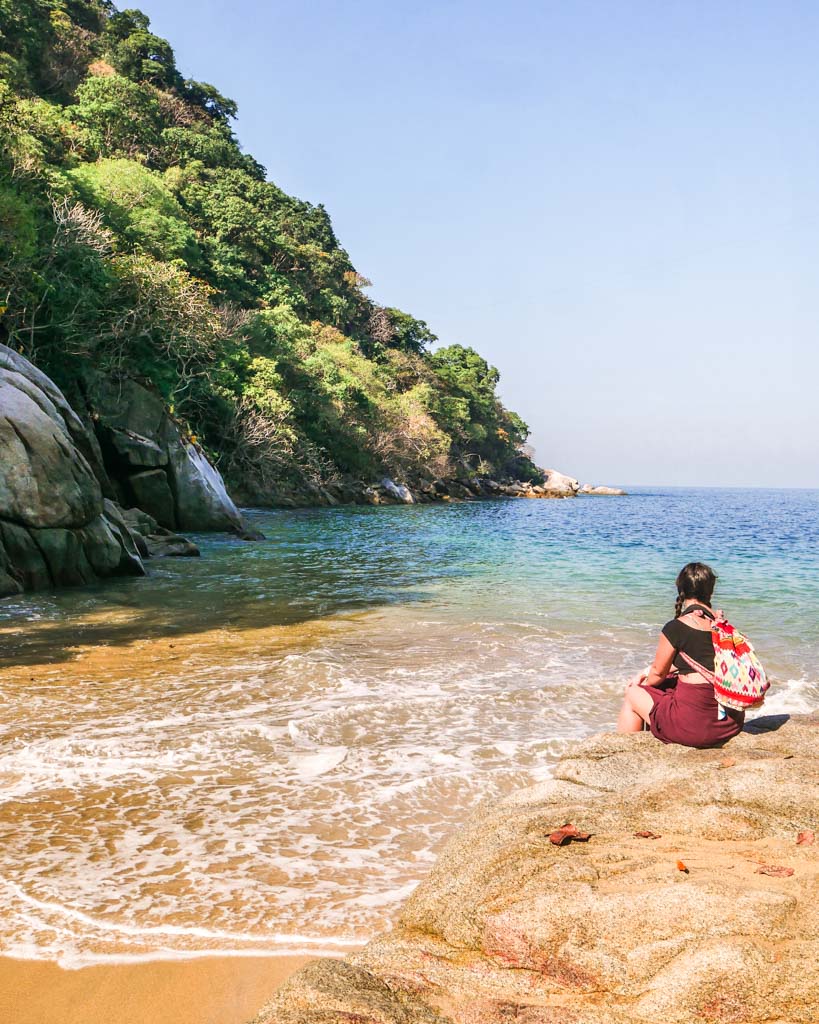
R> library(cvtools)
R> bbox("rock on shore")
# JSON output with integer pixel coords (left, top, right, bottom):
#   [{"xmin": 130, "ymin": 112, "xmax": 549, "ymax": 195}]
[
  {"xmin": 238, "ymin": 470, "xmax": 630, "ymax": 509},
  {"xmin": 87, "ymin": 374, "xmax": 249, "ymax": 535},
  {"xmin": 253, "ymin": 713, "xmax": 819, "ymax": 1024},
  {"xmin": 246, "ymin": 474, "xmax": 585, "ymax": 509},
  {"xmin": 579, "ymin": 484, "xmax": 627, "ymax": 496},
  {"xmin": 0, "ymin": 345, "xmax": 254, "ymax": 596},
  {"xmin": 541, "ymin": 469, "xmax": 580, "ymax": 495},
  {"xmin": 0, "ymin": 345, "xmax": 145, "ymax": 596}
]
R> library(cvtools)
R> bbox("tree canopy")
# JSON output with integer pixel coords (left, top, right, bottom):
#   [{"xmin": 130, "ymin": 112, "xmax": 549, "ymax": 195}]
[{"xmin": 0, "ymin": 1, "xmax": 540, "ymax": 493}]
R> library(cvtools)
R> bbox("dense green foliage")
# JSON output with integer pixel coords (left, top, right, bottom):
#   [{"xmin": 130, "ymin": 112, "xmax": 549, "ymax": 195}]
[{"xmin": 0, "ymin": 1, "xmax": 538, "ymax": 493}]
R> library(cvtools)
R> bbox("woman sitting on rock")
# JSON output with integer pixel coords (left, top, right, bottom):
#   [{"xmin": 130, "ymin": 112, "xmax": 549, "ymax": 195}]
[{"xmin": 616, "ymin": 562, "xmax": 745, "ymax": 747}]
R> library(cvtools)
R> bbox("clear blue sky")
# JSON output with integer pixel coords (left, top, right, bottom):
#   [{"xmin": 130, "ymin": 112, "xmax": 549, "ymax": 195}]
[{"xmin": 137, "ymin": 0, "xmax": 818, "ymax": 486}]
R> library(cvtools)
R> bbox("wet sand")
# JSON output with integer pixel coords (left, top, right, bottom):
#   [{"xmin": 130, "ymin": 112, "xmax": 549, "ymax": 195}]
[{"xmin": 0, "ymin": 954, "xmax": 312, "ymax": 1024}]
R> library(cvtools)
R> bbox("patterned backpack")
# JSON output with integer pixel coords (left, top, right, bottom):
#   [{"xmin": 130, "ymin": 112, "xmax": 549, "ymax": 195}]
[{"xmin": 679, "ymin": 610, "xmax": 769, "ymax": 711}]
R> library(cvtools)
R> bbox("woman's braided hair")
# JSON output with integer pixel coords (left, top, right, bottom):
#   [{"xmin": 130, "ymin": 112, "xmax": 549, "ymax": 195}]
[{"xmin": 675, "ymin": 562, "xmax": 717, "ymax": 618}]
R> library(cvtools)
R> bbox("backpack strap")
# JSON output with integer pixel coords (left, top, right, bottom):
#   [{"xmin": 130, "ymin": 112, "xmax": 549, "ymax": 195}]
[
  {"xmin": 679, "ymin": 603, "xmax": 716, "ymax": 620},
  {"xmin": 677, "ymin": 650, "xmax": 718, "ymax": 684},
  {"xmin": 676, "ymin": 605, "xmax": 719, "ymax": 681}
]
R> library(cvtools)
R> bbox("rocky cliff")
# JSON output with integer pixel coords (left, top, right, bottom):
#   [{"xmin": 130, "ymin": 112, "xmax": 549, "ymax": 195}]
[
  {"xmin": 254, "ymin": 713, "xmax": 818, "ymax": 1024},
  {"xmin": 84, "ymin": 373, "xmax": 247, "ymax": 535},
  {"xmin": 0, "ymin": 345, "xmax": 252, "ymax": 596}
]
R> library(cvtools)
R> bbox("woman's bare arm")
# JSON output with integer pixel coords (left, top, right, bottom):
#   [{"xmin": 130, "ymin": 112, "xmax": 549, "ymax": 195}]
[{"xmin": 641, "ymin": 634, "xmax": 677, "ymax": 687}]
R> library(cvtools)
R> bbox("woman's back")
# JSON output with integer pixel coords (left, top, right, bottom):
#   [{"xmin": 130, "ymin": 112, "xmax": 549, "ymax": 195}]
[
  {"xmin": 616, "ymin": 565, "xmax": 746, "ymax": 747},
  {"xmin": 662, "ymin": 615, "xmax": 715, "ymax": 677}
]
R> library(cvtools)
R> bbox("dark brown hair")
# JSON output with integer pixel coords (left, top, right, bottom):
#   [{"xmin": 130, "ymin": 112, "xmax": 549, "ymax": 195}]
[{"xmin": 675, "ymin": 562, "xmax": 717, "ymax": 618}]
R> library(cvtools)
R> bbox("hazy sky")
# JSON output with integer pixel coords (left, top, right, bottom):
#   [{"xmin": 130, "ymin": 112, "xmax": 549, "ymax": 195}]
[{"xmin": 137, "ymin": 0, "xmax": 817, "ymax": 486}]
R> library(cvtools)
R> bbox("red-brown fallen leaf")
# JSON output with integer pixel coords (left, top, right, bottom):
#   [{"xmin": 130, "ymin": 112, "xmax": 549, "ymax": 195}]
[
  {"xmin": 756, "ymin": 864, "xmax": 794, "ymax": 877},
  {"xmin": 548, "ymin": 822, "xmax": 592, "ymax": 846},
  {"xmin": 718, "ymin": 757, "xmax": 736, "ymax": 768},
  {"xmin": 676, "ymin": 860, "xmax": 689, "ymax": 873},
  {"xmin": 796, "ymin": 830, "xmax": 815, "ymax": 846},
  {"xmin": 634, "ymin": 831, "xmax": 662, "ymax": 839}
]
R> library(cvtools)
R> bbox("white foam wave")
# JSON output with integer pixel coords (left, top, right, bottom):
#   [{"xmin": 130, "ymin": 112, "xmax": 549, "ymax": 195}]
[
  {"xmin": 48, "ymin": 946, "xmax": 346, "ymax": 971},
  {"xmin": 292, "ymin": 746, "xmax": 348, "ymax": 778},
  {"xmin": 748, "ymin": 676, "xmax": 819, "ymax": 718},
  {"xmin": 0, "ymin": 599, "xmax": 815, "ymax": 967},
  {"xmin": 3, "ymin": 877, "xmax": 363, "ymax": 946}
]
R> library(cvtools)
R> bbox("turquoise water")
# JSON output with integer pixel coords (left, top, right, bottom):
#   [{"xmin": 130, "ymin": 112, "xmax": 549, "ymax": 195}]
[
  {"xmin": 7, "ymin": 487, "xmax": 817, "ymax": 675},
  {"xmin": 245, "ymin": 485, "xmax": 819, "ymax": 677},
  {"xmin": 0, "ymin": 487, "xmax": 816, "ymax": 964}
]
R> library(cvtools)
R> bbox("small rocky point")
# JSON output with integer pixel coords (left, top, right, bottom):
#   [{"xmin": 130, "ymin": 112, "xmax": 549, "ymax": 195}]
[
  {"xmin": 257, "ymin": 468, "xmax": 619, "ymax": 509},
  {"xmin": 253, "ymin": 713, "xmax": 818, "ymax": 1024},
  {"xmin": 579, "ymin": 484, "xmax": 627, "ymax": 496}
]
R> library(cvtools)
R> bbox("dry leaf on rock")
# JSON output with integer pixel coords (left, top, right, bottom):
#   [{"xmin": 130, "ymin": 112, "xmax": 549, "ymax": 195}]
[
  {"xmin": 634, "ymin": 831, "xmax": 662, "ymax": 839},
  {"xmin": 755, "ymin": 864, "xmax": 794, "ymax": 877},
  {"xmin": 548, "ymin": 823, "xmax": 592, "ymax": 846},
  {"xmin": 796, "ymin": 830, "xmax": 815, "ymax": 846}
]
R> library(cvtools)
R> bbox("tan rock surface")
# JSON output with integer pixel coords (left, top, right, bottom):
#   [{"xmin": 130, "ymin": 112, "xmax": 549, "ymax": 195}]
[
  {"xmin": 579, "ymin": 485, "xmax": 627, "ymax": 496},
  {"xmin": 542, "ymin": 469, "xmax": 580, "ymax": 494},
  {"xmin": 254, "ymin": 713, "xmax": 819, "ymax": 1024}
]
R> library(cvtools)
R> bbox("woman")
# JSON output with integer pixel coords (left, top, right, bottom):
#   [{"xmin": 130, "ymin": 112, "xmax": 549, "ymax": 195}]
[{"xmin": 616, "ymin": 562, "xmax": 744, "ymax": 747}]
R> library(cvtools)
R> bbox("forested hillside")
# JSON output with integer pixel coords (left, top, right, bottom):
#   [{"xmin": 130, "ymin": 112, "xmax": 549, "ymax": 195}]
[{"xmin": 0, "ymin": 1, "xmax": 540, "ymax": 502}]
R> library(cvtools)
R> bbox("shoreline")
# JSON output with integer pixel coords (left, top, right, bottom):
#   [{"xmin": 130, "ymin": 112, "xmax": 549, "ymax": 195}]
[
  {"xmin": 0, "ymin": 953, "xmax": 314, "ymax": 1024},
  {"xmin": 234, "ymin": 474, "xmax": 587, "ymax": 509}
]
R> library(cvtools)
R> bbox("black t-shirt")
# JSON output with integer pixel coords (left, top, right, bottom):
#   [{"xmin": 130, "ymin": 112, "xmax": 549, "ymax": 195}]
[{"xmin": 662, "ymin": 618, "xmax": 715, "ymax": 676}]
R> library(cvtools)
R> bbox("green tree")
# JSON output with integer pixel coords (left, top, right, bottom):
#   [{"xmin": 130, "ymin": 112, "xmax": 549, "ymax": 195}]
[
  {"xmin": 73, "ymin": 72, "xmax": 162, "ymax": 159},
  {"xmin": 182, "ymin": 79, "xmax": 237, "ymax": 122},
  {"xmin": 0, "ymin": 0, "xmax": 542, "ymax": 497},
  {"xmin": 103, "ymin": 8, "xmax": 180, "ymax": 89},
  {"xmin": 430, "ymin": 345, "xmax": 500, "ymax": 422},
  {"xmin": 66, "ymin": 158, "xmax": 201, "ymax": 264},
  {"xmin": 379, "ymin": 307, "xmax": 437, "ymax": 354}
]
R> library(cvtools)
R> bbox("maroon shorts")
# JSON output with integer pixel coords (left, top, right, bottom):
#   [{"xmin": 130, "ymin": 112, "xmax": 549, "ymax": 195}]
[{"xmin": 647, "ymin": 676, "xmax": 744, "ymax": 748}]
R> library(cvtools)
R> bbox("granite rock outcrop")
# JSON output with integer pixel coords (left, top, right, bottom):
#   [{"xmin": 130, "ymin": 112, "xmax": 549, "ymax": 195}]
[
  {"xmin": 579, "ymin": 484, "xmax": 627, "ymax": 496},
  {"xmin": 0, "ymin": 345, "xmax": 253, "ymax": 596},
  {"xmin": 254, "ymin": 713, "xmax": 819, "ymax": 1024},
  {"xmin": 541, "ymin": 469, "xmax": 580, "ymax": 495},
  {"xmin": 0, "ymin": 345, "xmax": 145, "ymax": 596},
  {"xmin": 87, "ymin": 375, "xmax": 249, "ymax": 535}
]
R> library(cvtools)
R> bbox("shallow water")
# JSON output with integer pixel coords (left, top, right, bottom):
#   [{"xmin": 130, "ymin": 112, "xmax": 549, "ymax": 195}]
[{"xmin": 0, "ymin": 488, "xmax": 817, "ymax": 965}]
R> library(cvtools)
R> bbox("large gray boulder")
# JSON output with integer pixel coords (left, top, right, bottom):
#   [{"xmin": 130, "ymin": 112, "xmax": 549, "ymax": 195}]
[
  {"xmin": 256, "ymin": 713, "xmax": 819, "ymax": 1024},
  {"xmin": 381, "ymin": 477, "xmax": 415, "ymax": 504},
  {"xmin": 0, "ymin": 367, "xmax": 101, "ymax": 529},
  {"xmin": 165, "ymin": 429, "xmax": 246, "ymax": 532},
  {"xmin": 0, "ymin": 345, "xmax": 145, "ymax": 596},
  {"xmin": 129, "ymin": 468, "xmax": 177, "ymax": 530},
  {"xmin": 88, "ymin": 375, "xmax": 247, "ymax": 534}
]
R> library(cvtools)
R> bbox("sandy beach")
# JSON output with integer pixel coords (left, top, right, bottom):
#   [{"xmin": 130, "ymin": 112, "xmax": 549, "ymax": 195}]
[{"xmin": 0, "ymin": 955, "xmax": 312, "ymax": 1024}]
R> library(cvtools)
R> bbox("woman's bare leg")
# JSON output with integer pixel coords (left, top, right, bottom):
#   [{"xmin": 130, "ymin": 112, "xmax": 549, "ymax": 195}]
[{"xmin": 616, "ymin": 684, "xmax": 655, "ymax": 733}]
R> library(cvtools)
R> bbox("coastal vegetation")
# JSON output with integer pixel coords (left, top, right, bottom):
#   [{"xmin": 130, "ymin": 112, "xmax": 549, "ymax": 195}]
[{"xmin": 0, "ymin": 0, "xmax": 539, "ymax": 500}]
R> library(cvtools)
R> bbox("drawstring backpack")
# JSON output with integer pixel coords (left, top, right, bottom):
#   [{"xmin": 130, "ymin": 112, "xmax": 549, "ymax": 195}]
[{"xmin": 677, "ymin": 605, "xmax": 770, "ymax": 712}]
